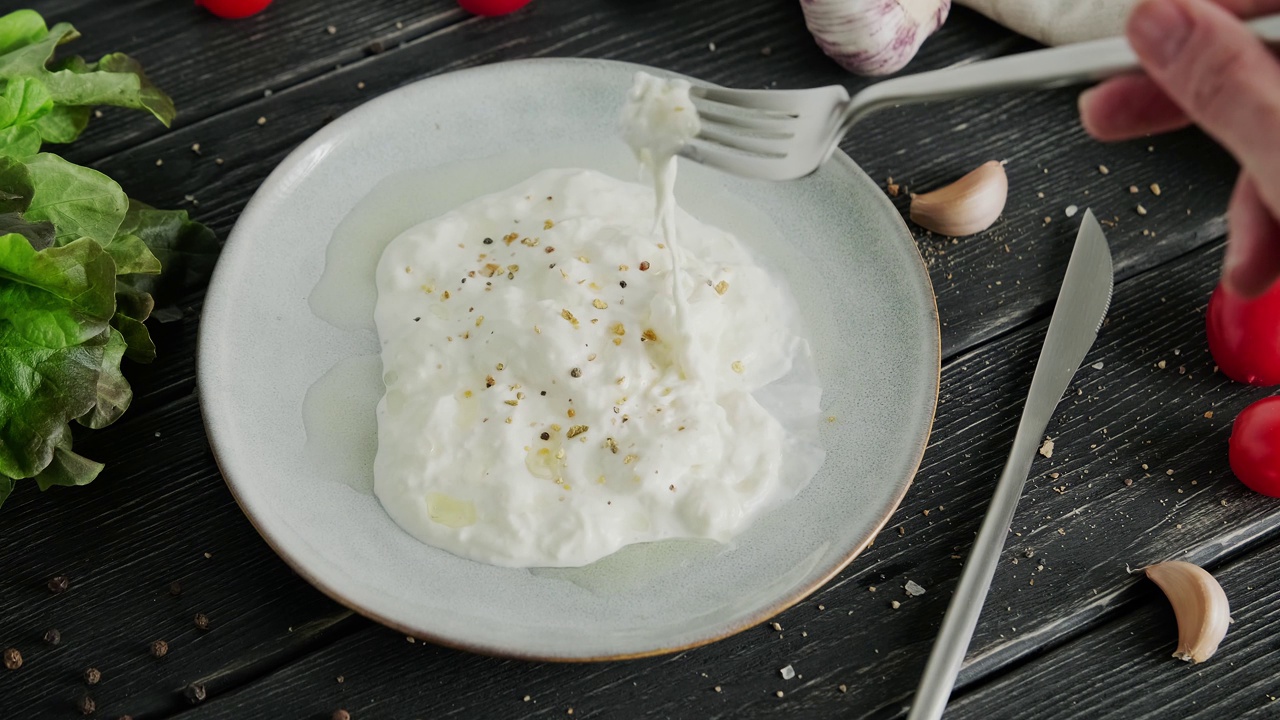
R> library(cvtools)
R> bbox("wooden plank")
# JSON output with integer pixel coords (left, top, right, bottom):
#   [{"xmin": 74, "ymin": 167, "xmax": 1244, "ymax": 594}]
[
  {"xmin": 0, "ymin": 396, "xmax": 358, "ymax": 718},
  {"xmin": 29, "ymin": 0, "xmax": 466, "ymax": 161},
  {"xmin": 947, "ymin": 537, "xmax": 1280, "ymax": 719},
  {"xmin": 151, "ymin": 242, "xmax": 1280, "ymax": 719}
]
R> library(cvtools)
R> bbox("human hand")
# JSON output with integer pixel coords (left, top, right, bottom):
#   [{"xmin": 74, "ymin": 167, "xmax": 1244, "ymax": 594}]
[{"xmin": 1078, "ymin": 0, "xmax": 1280, "ymax": 297}]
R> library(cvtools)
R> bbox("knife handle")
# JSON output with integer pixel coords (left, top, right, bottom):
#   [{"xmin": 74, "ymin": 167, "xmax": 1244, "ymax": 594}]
[{"xmin": 905, "ymin": 425, "xmax": 1044, "ymax": 720}]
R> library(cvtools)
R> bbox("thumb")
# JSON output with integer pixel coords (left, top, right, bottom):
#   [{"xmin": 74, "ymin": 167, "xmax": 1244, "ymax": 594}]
[{"xmin": 1126, "ymin": 0, "xmax": 1280, "ymax": 196}]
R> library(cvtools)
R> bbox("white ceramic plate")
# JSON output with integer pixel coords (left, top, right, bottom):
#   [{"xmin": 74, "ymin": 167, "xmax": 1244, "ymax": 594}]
[{"xmin": 199, "ymin": 58, "xmax": 939, "ymax": 660}]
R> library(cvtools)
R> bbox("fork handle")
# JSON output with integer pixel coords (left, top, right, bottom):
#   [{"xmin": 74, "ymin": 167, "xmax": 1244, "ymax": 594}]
[{"xmin": 841, "ymin": 13, "xmax": 1280, "ymax": 129}]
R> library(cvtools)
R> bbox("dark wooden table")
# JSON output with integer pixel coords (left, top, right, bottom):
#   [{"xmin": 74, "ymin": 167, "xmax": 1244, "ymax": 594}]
[{"xmin": 3, "ymin": 1, "xmax": 1277, "ymax": 718}]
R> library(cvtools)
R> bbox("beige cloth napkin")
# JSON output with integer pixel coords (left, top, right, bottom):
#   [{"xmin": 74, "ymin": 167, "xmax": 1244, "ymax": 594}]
[{"xmin": 956, "ymin": 0, "xmax": 1140, "ymax": 45}]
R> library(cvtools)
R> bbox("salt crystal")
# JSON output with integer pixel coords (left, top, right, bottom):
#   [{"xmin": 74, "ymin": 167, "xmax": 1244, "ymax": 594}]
[
  {"xmin": 780, "ymin": 665, "xmax": 795, "ymax": 680},
  {"xmin": 1065, "ymin": 205, "xmax": 1078, "ymax": 218},
  {"xmin": 904, "ymin": 580, "xmax": 926, "ymax": 597}
]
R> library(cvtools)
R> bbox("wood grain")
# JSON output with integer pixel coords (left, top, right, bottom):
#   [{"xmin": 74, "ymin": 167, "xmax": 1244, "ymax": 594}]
[
  {"xmin": 0, "ymin": 1, "xmax": 1261, "ymax": 717},
  {"xmin": 948, "ymin": 537, "xmax": 1280, "ymax": 719},
  {"xmin": 0, "ymin": 396, "xmax": 357, "ymax": 718},
  {"xmin": 28, "ymin": 0, "xmax": 466, "ymax": 161}
]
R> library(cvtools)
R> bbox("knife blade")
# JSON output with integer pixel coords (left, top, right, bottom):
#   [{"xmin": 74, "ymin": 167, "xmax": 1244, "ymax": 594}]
[{"xmin": 906, "ymin": 209, "xmax": 1114, "ymax": 720}]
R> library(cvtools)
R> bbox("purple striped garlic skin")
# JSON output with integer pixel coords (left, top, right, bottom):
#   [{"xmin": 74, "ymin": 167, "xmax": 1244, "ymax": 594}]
[{"xmin": 801, "ymin": 0, "xmax": 951, "ymax": 76}]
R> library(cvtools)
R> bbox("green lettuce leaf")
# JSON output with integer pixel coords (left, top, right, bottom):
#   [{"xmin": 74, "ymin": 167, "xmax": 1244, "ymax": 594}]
[
  {"xmin": 0, "ymin": 22, "xmax": 175, "ymax": 129},
  {"xmin": 115, "ymin": 200, "xmax": 220, "ymax": 309},
  {"xmin": 0, "ymin": 76, "xmax": 53, "ymax": 129},
  {"xmin": 33, "ymin": 424, "xmax": 103, "ymax": 490},
  {"xmin": 23, "ymin": 152, "xmax": 128, "ymax": 244},
  {"xmin": 32, "ymin": 104, "xmax": 89, "ymax": 144},
  {"xmin": 0, "ymin": 10, "xmax": 47, "ymax": 56},
  {"xmin": 0, "ymin": 9, "xmax": 218, "ymax": 511},
  {"xmin": 0, "ymin": 233, "xmax": 115, "ymax": 479},
  {"xmin": 77, "ymin": 326, "xmax": 131, "ymax": 428},
  {"xmin": 0, "ymin": 123, "xmax": 40, "ymax": 158}
]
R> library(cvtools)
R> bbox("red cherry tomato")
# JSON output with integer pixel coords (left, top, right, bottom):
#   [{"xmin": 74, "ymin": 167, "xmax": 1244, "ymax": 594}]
[
  {"xmin": 195, "ymin": 0, "xmax": 272, "ymax": 19},
  {"xmin": 1230, "ymin": 396, "xmax": 1280, "ymax": 496},
  {"xmin": 457, "ymin": 0, "xmax": 532, "ymax": 17},
  {"xmin": 1206, "ymin": 281, "xmax": 1280, "ymax": 386}
]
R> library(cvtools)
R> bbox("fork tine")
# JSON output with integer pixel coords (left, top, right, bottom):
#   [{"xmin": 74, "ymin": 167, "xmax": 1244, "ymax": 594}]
[
  {"xmin": 696, "ymin": 124, "xmax": 791, "ymax": 157},
  {"xmin": 690, "ymin": 86, "xmax": 809, "ymax": 113},
  {"xmin": 689, "ymin": 84, "xmax": 849, "ymax": 113},
  {"xmin": 680, "ymin": 140, "xmax": 810, "ymax": 182},
  {"xmin": 694, "ymin": 105, "xmax": 799, "ymax": 134}
]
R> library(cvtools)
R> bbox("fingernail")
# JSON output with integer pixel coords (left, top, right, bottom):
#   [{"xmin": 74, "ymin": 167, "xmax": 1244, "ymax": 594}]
[{"xmin": 1128, "ymin": 0, "xmax": 1192, "ymax": 68}]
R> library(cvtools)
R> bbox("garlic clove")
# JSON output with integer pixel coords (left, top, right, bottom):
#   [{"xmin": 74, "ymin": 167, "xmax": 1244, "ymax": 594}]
[
  {"xmin": 1145, "ymin": 561, "xmax": 1230, "ymax": 664},
  {"xmin": 801, "ymin": 0, "xmax": 952, "ymax": 76},
  {"xmin": 909, "ymin": 160, "xmax": 1007, "ymax": 237}
]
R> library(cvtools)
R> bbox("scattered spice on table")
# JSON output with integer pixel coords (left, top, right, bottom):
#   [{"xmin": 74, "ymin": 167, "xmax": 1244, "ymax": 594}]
[
  {"xmin": 195, "ymin": 613, "xmax": 211, "ymax": 631},
  {"xmin": 76, "ymin": 694, "xmax": 95, "ymax": 716},
  {"xmin": 43, "ymin": 629, "xmax": 61, "ymax": 645},
  {"xmin": 333, "ymin": 710, "xmax": 351, "ymax": 720},
  {"xmin": 780, "ymin": 664, "xmax": 795, "ymax": 680},
  {"xmin": 150, "ymin": 640, "xmax": 169, "ymax": 658},
  {"xmin": 169, "ymin": 581, "xmax": 183, "ymax": 596},
  {"xmin": 4, "ymin": 648, "xmax": 21, "ymax": 670},
  {"xmin": 186, "ymin": 683, "xmax": 207, "ymax": 703},
  {"xmin": 48, "ymin": 575, "xmax": 70, "ymax": 594},
  {"xmin": 891, "ymin": 600, "xmax": 901, "ymax": 609},
  {"xmin": 84, "ymin": 667, "xmax": 101, "ymax": 685}
]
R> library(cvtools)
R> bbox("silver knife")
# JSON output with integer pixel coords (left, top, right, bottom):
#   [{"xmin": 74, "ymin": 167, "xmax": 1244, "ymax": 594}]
[{"xmin": 907, "ymin": 210, "xmax": 1114, "ymax": 720}]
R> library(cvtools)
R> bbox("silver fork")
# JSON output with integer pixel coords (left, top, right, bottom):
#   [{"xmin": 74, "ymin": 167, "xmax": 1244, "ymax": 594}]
[{"xmin": 683, "ymin": 14, "xmax": 1280, "ymax": 181}]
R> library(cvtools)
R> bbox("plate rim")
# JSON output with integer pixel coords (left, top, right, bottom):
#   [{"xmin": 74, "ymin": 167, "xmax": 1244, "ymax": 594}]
[{"xmin": 197, "ymin": 56, "xmax": 941, "ymax": 662}]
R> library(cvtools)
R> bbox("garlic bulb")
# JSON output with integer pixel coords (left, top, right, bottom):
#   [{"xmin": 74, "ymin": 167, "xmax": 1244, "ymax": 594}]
[
  {"xmin": 909, "ymin": 160, "xmax": 1007, "ymax": 237},
  {"xmin": 801, "ymin": 0, "xmax": 951, "ymax": 76}
]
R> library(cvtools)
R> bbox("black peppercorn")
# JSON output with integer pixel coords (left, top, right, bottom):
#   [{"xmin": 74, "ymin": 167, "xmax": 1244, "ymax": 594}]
[
  {"xmin": 620, "ymin": 281, "xmax": 627, "ymax": 288},
  {"xmin": 47, "ymin": 575, "xmax": 69, "ymax": 594},
  {"xmin": 483, "ymin": 237, "xmax": 493, "ymax": 244},
  {"xmin": 194, "ymin": 613, "xmax": 210, "ymax": 631},
  {"xmin": 84, "ymin": 667, "xmax": 101, "ymax": 685},
  {"xmin": 76, "ymin": 694, "xmax": 95, "ymax": 715},
  {"xmin": 149, "ymin": 640, "xmax": 168, "ymax": 658},
  {"xmin": 3, "ymin": 647, "xmax": 21, "ymax": 670},
  {"xmin": 43, "ymin": 629, "xmax": 61, "ymax": 645},
  {"xmin": 540, "ymin": 432, "xmax": 550, "ymax": 441},
  {"xmin": 185, "ymin": 683, "xmax": 207, "ymax": 704},
  {"xmin": 168, "ymin": 581, "xmax": 182, "ymax": 596}
]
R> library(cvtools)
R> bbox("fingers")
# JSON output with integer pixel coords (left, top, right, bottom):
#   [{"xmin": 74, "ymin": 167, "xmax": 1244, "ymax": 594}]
[
  {"xmin": 1208, "ymin": 0, "xmax": 1280, "ymax": 15},
  {"xmin": 1078, "ymin": 74, "xmax": 1191, "ymax": 141},
  {"xmin": 1125, "ymin": 0, "xmax": 1280, "ymax": 195},
  {"xmin": 1224, "ymin": 173, "xmax": 1280, "ymax": 297}
]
